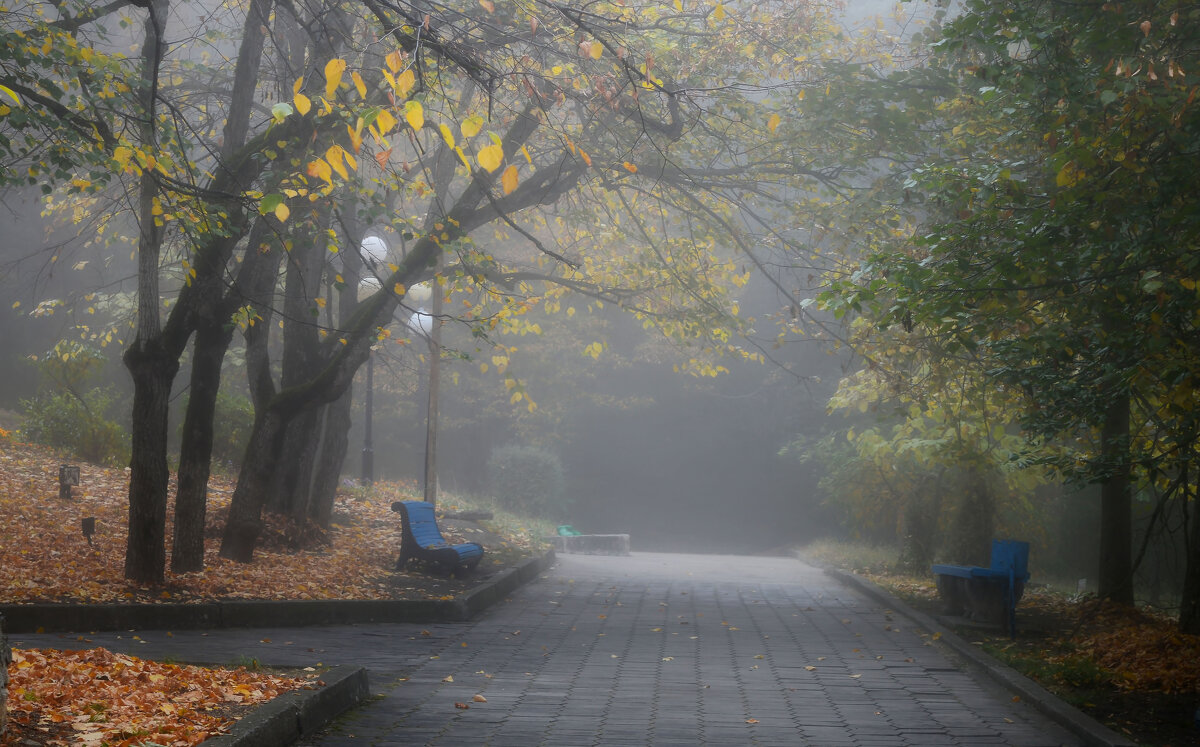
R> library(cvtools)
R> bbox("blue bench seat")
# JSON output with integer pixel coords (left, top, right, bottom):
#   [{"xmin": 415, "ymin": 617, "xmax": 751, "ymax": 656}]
[
  {"xmin": 931, "ymin": 539, "xmax": 1030, "ymax": 636},
  {"xmin": 391, "ymin": 501, "xmax": 484, "ymax": 577}
]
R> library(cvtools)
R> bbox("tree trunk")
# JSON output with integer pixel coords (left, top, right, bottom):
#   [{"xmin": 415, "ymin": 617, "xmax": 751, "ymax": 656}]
[
  {"xmin": 267, "ymin": 410, "xmax": 320, "ymax": 522},
  {"xmin": 219, "ymin": 406, "xmax": 288, "ymax": 562},
  {"xmin": 124, "ymin": 341, "xmax": 177, "ymax": 583},
  {"xmin": 217, "ymin": 107, "xmax": 547, "ymax": 561},
  {"xmin": 1098, "ymin": 388, "xmax": 1134, "ymax": 604},
  {"xmin": 309, "ymin": 390, "xmax": 353, "ymax": 528},
  {"xmin": 171, "ymin": 318, "xmax": 234, "ymax": 573},
  {"xmin": 1180, "ymin": 472, "xmax": 1200, "ymax": 634},
  {"xmin": 123, "ymin": 0, "xmax": 171, "ymax": 584}
]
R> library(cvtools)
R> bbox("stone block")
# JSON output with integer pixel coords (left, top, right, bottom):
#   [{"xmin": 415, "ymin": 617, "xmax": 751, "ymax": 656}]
[{"xmin": 549, "ymin": 533, "xmax": 631, "ymax": 556}]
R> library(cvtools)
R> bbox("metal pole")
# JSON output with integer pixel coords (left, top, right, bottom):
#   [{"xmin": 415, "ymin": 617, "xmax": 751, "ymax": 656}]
[
  {"xmin": 361, "ymin": 352, "xmax": 374, "ymax": 485},
  {"xmin": 423, "ymin": 289, "xmax": 441, "ymax": 507}
]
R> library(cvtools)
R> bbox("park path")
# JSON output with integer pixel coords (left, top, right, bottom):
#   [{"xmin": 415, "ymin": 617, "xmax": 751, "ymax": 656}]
[{"xmin": 18, "ymin": 552, "xmax": 1082, "ymax": 745}]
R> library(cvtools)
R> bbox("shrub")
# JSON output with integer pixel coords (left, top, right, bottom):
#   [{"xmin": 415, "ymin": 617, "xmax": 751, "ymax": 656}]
[
  {"xmin": 207, "ymin": 391, "xmax": 255, "ymax": 470},
  {"xmin": 485, "ymin": 445, "xmax": 568, "ymax": 518},
  {"xmin": 20, "ymin": 388, "xmax": 129, "ymax": 466}
]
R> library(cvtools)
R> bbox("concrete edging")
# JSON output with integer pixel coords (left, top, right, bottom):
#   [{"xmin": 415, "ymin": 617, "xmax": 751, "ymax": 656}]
[
  {"xmin": 0, "ymin": 549, "xmax": 557, "ymax": 635},
  {"xmin": 826, "ymin": 568, "xmax": 1137, "ymax": 747},
  {"xmin": 202, "ymin": 665, "xmax": 369, "ymax": 746}
]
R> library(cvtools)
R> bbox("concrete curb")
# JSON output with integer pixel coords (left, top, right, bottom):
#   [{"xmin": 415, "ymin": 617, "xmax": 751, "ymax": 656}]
[
  {"xmin": 0, "ymin": 549, "xmax": 557, "ymax": 635},
  {"xmin": 202, "ymin": 665, "xmax": 369, "ymax": 747},
  {"xmin": 826, "ymin": 568, "xmax": 1137, "ymax": 747}
]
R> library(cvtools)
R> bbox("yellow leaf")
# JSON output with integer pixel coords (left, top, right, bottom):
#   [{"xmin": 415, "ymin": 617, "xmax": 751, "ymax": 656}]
[
  {"xmin": 351, "ymin": 70, "xmax": 367, "ymax": 98},
  {"xmin": 274, "ymin": 202, "xmax": 290, "ymax": 221},
  {"xmin": 386, "ymin": 50, "xmax": 404, "ymax": 73},
  {"xmin": 405, "ymin": 100, "xmax": 425, "ymax": 131},
  {"xmin": 479, "ymin": 0, "xmax": 495, "ymax": 11},
  {"xmin": 673, "ymin": 0, "xmax": 683, "ymax": 11},
  {"xmin": 767, "ymin": 113, "xmax": 781, "ymax": 134},
  {"xmin": 294, "ymin": 92, "xmax": 311, "ymax": 115},
  {"xmin": 713, "ymin": 2, "xmax": 725, "ymax": 20},
  {"xmin": 327, "ymin": 145, "xmax": 349, "ymax": 180},
  {"xmin": 375, "ymin": 108, "xmax": 397, "ymax": 135},
  {"xmin": 578, "ymin": 147, "xmax": 592, "ymax": 167},
  {"xmin": 623, "ymin": 161, "xmax": 637, "ymax": 173},
  {"xmin": 480, "ymin": 362, "xmax": 489, "ymax": 373},
  {"xmin": 1056, "ymin": 161, "xmax": 1082, "ymax": 187},
  {"xmin": 477, "ymin": 143, "xmax": 504, "ymax": 173},
  {"xmin": 396, "ymin": 68, "xmax": 415, "ymax": 97},
  {"xmin": 347, "ymin": 122, "xmax": 364, "ymax": 154},
  {"xmin": 439, "ymin": 123, "xmax": 456, "ymax": 148},
  {"xmin": 113, "ymin": 146, "xmax": 133, "ymax": 170},
  {"xmin": 501, "ymin": 164, "xmax": 519, "ymax": 194},
  {"xmin": 292, "ymin": 76, "xmax": 304, "ymax": 95},
  {"xmin": 590, "ymin": 40, "xmax": 603, "ymax": 59},
  {"xmin": 324, "ymin": 58, "xmax": 347, "ymax": 100},
  {"xmin": 307, "ymin": 158, "xmax": 333, "ymax": 185},
  {"xmin": 0, "ymin": 84, "xmax": 21, "ymax": 107},
  {"xmin": 520, "ymin": 144, "xmax": 533, "ymax": 164},
  {"xmin": 510, "ymin": 392, "xmax": 523, "ymax": 404},
  {"xmin": 461, "ymin": 115, "xmax": 484, "ymax": 138}
]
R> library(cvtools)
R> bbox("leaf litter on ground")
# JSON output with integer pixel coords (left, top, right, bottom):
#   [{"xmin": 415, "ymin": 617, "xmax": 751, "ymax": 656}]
[
  {"xmin": 4, "ymin": 647, "xmax": 314, "ymax": 746},
  {"xmin": 0, "ymin": 437, "xmax": 549, "ymax": 744}
]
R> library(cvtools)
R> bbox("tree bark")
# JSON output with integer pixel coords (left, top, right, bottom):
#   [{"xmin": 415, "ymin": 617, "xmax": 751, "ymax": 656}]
[
  {"xmin": 218, "ymin": 407, "xmax": 288, "ymax": 562},
  {"xmin": 123, "ymin": 0, "xmax": 171, "ymax": 584},
  {"xmin": 1180, "ymin": 468, "xmax": 1200, "ymax": 633},
  {"xmin": 1098, "ymin": 387, "xmax": 1134, "ymax": 604},
  {"xmin": 170, "ymin": 318, "xmax": 234, "ymax": 572},
  {"xmin": 124, "ymin": 341, "xmax": 177, "ymax": 583},
  {"xmin": 308, "ymin": 391, "xmax": 353, "ymax": 528},
  {"xmin": 124, "ymin": 0, "xmax": 276, "ymax": 581}
]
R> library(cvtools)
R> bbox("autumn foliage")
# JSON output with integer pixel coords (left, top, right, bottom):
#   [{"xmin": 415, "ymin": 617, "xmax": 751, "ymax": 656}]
[
  {"xmin": 0, "ymin": 436, "xmax": 544, "ymax": 745},
  {"xmin": 4, "ymin": 647, "xmax": 312, "ymax": 746},
  {"xmin": 0, "ymin": 439, "xmax": 536, "ymax": 604}
]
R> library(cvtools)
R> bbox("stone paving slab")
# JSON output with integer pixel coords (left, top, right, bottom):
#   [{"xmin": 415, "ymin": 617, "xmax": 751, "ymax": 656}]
[{"xmin": 13, "ymin": 552, "xmax": 1087, "ymax": 746}]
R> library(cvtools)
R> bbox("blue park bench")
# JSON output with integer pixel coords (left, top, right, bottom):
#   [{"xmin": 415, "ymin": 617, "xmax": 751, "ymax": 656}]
[
  {"xmin": 931, "ymin": 539, "xmax": 1030, "ymax": 637},
  {"xmin": 391, "ymin": 500, "xmax": 485, "ymax": 577}
]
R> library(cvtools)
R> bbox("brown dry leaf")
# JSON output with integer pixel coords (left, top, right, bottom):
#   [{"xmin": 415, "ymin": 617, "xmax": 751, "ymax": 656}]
[
  {"xmin": 5, "ymin": 647, "xmax": 308, "ymax": 747},
  {"xmin": 0, "ymin": 440, "xmax": 521, "ymax": 606}
]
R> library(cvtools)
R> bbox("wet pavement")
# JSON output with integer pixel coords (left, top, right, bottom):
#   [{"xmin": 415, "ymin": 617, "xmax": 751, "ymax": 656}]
[{"xmin": 16, "ymin": 552, "xmax": 1083, "ymax": 746}]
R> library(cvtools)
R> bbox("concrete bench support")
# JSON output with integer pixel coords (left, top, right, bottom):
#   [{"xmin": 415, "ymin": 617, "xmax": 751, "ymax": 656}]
[{"xmin": 550, "ymin": 534, "xmax": 630, "ymax": 556}]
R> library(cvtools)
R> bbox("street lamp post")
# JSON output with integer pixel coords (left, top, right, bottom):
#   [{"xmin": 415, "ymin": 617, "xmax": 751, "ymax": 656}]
[
  {"xmin": 407, "ymin": 282, "xmax": 438, "ymax": 506},
  {"xmin": 358, "ymin": 236, "xmax": 388, "ymax": 486}
]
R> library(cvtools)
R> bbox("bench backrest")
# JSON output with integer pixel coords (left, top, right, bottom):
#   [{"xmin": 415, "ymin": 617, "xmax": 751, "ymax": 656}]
[
  {"xmin": 398, "ymin": 501, "xmax": 447, "ymax": 548},
  {"xmin": 990, "ymin": 539, "xmax": 1030, "ymax": 579}
]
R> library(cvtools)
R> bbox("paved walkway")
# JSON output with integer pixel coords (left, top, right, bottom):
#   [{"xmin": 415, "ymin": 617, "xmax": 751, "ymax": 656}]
[{"xmin": 15, "ymin": 553, "xmax": 1082, "ymax": 746}]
